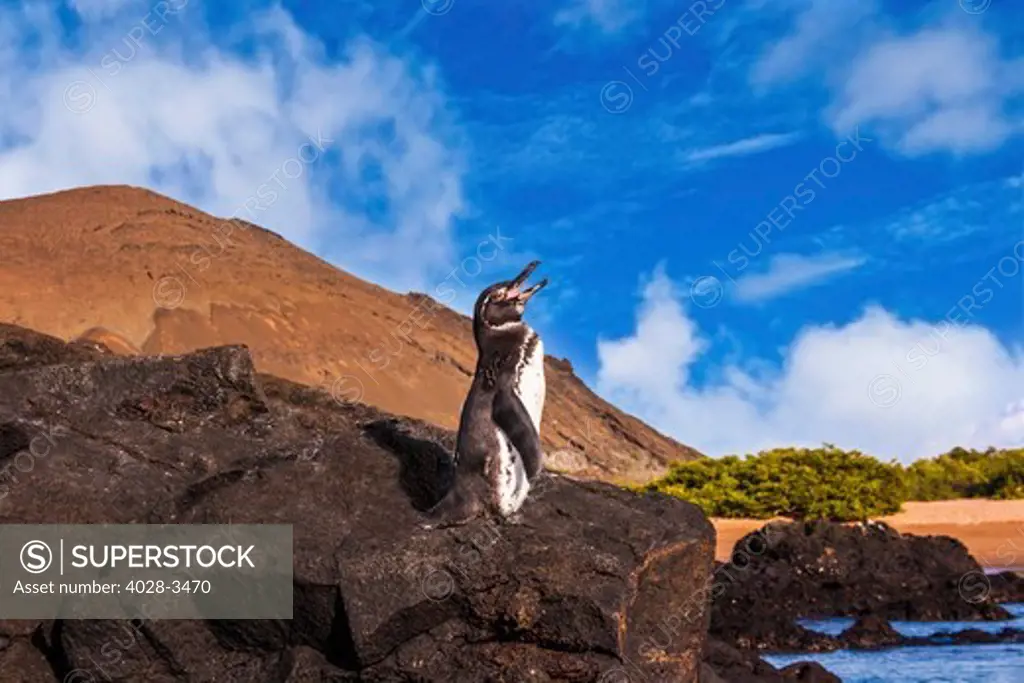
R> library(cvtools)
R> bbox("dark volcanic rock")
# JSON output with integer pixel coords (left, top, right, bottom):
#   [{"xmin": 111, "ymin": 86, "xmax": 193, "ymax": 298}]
[
  {"xmin": 702, "ymin": 638, "xmax": 788, "ymax": 683},
  {"xmin": 941, "ymin": 628, "xmax": 998, "ymax": 645},
  {"xmin": 0, "ymin": 634, "xmax": 55, "ymax": 683},
  {"xmin": 712, "ymin": 618, "xmax": 839, "ymax": 655},
  {"xmin": 0, "ymin": 321, "xmax": 114, "ymax": 372},
  {"xmin": 991, "ymin": 627, "xmax": 1024, "ymax": 644},
  {"xmin": 0, "ymin": 324, "xmax": 715, "ymax": 682},
  {"xmin": 710, "ymin": 520, "xmax": 1011, "ymax": 652},
  {"xmin": 838, "ymin": 615, "xmax": 903, "ymax": 649},
  {"xmin": 904, "ymin": 626, "xmax": 1024, "ymax": 647},
  {"xmin": 777, "ymin": 662, "xmax": 840, "ymax": 682},
  {"xmin": 700, "ymin": 638, "xmax": 840, "ymax": 683},
  {"xmin": 823, "ymin": 614, "xmax": 1024, "ymax": 652},
  {"xmin": 700, "ymin": 643, "xmax": 786, "ymax": 683},
  {"xmin": 988, "ymin": 570, "xmax": 1024, "ymax": 603}
]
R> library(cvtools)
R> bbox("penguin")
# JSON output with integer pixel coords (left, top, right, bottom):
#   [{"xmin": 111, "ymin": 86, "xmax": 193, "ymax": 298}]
[{"xmin": 425, "ymin": 260, "xmax": 549, "ymax": 528}]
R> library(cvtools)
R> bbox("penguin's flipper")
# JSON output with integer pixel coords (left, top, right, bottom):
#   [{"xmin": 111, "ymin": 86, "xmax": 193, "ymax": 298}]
[{"xmin": 492, "ymin": 385, "xmax": 543, "ymax": 480}]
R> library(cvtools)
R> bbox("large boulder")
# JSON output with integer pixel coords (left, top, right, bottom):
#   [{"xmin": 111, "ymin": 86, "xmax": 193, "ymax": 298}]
[
  {"xmin": 711, "ymin": 520, "xmax": 1011, "ymax": 652},
  {"xmin": 0, "ymin": 324, "xmax": 715, "ymax": 682}
]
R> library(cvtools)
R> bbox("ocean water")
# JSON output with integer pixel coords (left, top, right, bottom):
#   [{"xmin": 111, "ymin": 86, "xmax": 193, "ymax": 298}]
[{"xmin": 763, "ymin": 603, "xmax": 1024, "ymax": 683}]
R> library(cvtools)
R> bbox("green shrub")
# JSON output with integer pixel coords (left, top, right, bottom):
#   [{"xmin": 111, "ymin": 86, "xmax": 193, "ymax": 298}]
[
  {"xmin": 971, "ymin": 452, "xmax": 1024, "ymax": 499},
  {"xmin": 902, "ymin": 447, "xmax": 1024, "ymax": 500},
  {"xmin": 643, "ymin": 446, "xmax": 1024, "ymax": 521},
  {"xmin": 645, "ymin": 446, "xmax": 904, "ymax": 522}
]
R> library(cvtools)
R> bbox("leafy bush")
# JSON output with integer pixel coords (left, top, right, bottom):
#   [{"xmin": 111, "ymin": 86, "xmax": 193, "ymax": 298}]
[
  {"xmin": 645, "ymin": 446, "xmax": 905, "ymax": 521},
  {"xmin": 901, "ymin": 447, "xmax": 1024, "ymax": 500},
  {"xmin": 644, "ymin": 446, "xmax": 1024, "ymax": 522}
]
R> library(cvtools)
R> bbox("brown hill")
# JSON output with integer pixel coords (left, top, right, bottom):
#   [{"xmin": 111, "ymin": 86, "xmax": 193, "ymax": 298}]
[{"xmin": 0, "ymin": 185, "xmax": 701, "ymax": 482}]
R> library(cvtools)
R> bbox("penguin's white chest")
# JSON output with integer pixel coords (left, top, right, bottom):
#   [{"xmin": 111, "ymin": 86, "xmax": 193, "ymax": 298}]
[
  {"xmin": 515, "ymin": 336, "xmax": 546, "ymax": 432},
  {"xmin": 494, "ymin": 432, "xmax": 528, "ymax": 517},
  {"xmin": 494, "ymin": 334, "xmax": 546, "ymax": 518}
]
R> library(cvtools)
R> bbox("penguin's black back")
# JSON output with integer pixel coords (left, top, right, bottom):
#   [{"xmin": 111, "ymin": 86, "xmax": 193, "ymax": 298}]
[
  {"xmin": 456, "ymin": 326, "xmax": 530, "ymax": 473},
  {"xmin": 423, "ymin": 324, "xmax": 531, "ymax": 524}
]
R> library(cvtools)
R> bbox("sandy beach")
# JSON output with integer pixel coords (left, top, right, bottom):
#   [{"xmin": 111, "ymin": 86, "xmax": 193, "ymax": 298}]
[{"xmin": 713, "ymin": 499, "xmax": 1024, "ymax": 569}]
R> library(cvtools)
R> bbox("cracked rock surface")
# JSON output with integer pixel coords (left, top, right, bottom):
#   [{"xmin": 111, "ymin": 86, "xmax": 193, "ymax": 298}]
[{"xmin": 0, "ymin": 323, "xmax": 715, "ymax": 682}]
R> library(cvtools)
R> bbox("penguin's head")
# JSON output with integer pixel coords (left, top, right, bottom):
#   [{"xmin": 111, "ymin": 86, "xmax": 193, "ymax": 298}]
[{"xmin": 473, "ymin": 260, "xmax": 548, "ymax": 334}]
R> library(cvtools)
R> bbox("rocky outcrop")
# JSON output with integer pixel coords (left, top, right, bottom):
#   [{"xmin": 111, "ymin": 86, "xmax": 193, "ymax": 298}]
[
  {"xmin": 711, "ymin": 609, "xmax": 1024, "ymax": 663},
  {"xmin": 837, "ymin": 616, "xmax": 903, "ymax": 649},
  {"xmin": 0, "ymin": 323, "xmax": 715, "ymax": 682},
  {"xmin": 988, "ymin": 570, "xmax": 1024, "ymax": 603},
  {"xmin": 839, "ymin": 615, "xmax": 1024, "ymax": 650},
  {"xmin": 915, "ymin": 627, "xmax": 1024, "ymax": 645},
  {"xmin": 700, "ymin": 639, "xmax": 840, "ymax": 683},
  {"xmin": 775, "ymin": 663, "xmax": 841, "ymax": 683},
  {"xmin": 710, "ymin": 520, "xmax": 1012, "ymax": 653}
]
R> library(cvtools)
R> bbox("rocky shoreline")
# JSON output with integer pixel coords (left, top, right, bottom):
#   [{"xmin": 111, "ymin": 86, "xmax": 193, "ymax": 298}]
[
  {"xmin": 0, "ymin": 322, "xmax": 1020, "ymax": 683},
  {"xmin": 700, "ymin": 518, "xmax": 1023, "ymax": 681}
]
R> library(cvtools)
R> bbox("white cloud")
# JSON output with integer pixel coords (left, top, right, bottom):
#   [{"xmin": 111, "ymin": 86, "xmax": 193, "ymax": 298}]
[
  {"xmin": 750, "ymin": 2, "xmax": 1024, "ymax": 156},
  {"xmin": 597, "ymin": 268, "xmax": 1024, "ymax": 463},
  {"xmin": 682, "ymin": 131, "xmax": 801, "ymax": 164},
  {"xmin": 597, "ymin": 264, "xmax": 706, "ymax": 400},
  {"xmin": 0, "ymin": 1, "xmax": 466, "ymax": 293},
  {"xmin": 554, "ymin": 0, "xmax": 641, "ymax": 34},
  {"xmin": 750, "ymin": 0, "xmax": 879, "ymax": 89},
  {"xmin": 829, "ymin": 26, "xmax": 1020, "ymax": 156},
  {"xmin": 733, "ymin": 252, "xmax": 866, "ymax": 303}
]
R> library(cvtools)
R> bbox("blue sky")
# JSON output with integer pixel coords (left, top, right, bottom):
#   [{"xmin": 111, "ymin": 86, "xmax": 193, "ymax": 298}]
[{"xmin": 0, "ymin": 0, "xmax": 1022, "ymax": 462}]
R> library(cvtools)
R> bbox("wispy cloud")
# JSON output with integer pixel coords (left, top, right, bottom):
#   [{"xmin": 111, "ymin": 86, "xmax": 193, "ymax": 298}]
[
  {"xmin": 0, "ymin": 2, "xmax": 467, "ymax": 294},
  {"xmin": 828, "ymin": 26, "xmax": 1022, "ymax": 156},
  {"xmin": 733, "ymin": 251, "xmax": 866, "ymax": 303},
  {"xmin": 553, "ymin": 0, "xmax": 643, "ymax": 34},
  {"xmin": 749, "ymin": 0, "xmax": 880, "ymax": 90},
  {"xmin": 746, "ymin": 0, "xmax": 1024, "ymax": 157},
  {"xmin": 882, "ymin": 174, "xmax": 1024, "ymax": 245},
  {"xmin": 682, "ymin": 132, "xmax": 801, "ymax": 164}
]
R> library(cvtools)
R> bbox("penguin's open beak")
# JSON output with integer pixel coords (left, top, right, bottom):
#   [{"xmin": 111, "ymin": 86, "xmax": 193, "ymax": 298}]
[{"xmin": 506, "ymin": 261, "xmax": 548, "ymax": 303}]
